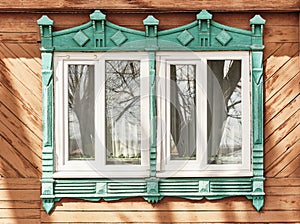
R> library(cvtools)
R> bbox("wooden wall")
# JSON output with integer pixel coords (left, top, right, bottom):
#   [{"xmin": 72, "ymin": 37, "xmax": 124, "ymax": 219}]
[{"xmin": 0, "ymin": 5, "xmax": 299, "ymax": 223}]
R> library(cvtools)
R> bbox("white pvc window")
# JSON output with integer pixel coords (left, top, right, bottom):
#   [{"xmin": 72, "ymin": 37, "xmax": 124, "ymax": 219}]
[
  {"xmin": 156, "ymin": 51, "xmax": 251, "ymax": 177},
  {"xmin": 54, "ymin": 51, "xmax": 251, "ymax": 178},
  {"xmin": 54, "ymin": 52, "xmax": 150, "ymax": 178}
]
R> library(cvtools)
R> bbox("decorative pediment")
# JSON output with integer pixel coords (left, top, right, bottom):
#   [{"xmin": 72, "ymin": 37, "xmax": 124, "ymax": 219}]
[{"xmin": 38, "ymin": 10, "xmax": 265, "ymax": 52}]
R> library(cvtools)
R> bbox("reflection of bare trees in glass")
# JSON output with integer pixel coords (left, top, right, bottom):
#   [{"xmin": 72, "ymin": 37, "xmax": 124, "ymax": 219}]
[
  {"xmin": 170, "ymin": 64, "xmax": 196, "ymax": 160},
  {"xmin": 105, "ymin": 60, "xmax": 141, "ymax": 165},
  {"xmin": 68, "ymin": 65, "xmax": 95, "ymax": 160},
  {"xmin": 207, "ymin": 60, "xmax": 242, "ymax": 164}
]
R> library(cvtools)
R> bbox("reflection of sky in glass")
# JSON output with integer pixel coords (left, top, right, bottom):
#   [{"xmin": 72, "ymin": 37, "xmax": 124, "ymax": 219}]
[
  {"xmin": 170, "ymin": 64, "xmax": 196, "ymax": 160},
  {"xmin": 105, "ymin": 60, "xmax": 141, "ymax": 165}
]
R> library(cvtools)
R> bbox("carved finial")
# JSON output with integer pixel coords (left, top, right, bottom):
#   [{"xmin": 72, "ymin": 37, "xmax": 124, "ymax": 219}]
[
  {"xmin": 143, "ymin": 15, "xmax": 159, "ymax": 38},
  {"xmin": 197, "ymin": 10, "xmax": 212, "ymax": 47},
  {"xmin": 250, "ymin": 15, "xmax": 265, "ymax": 37},
  {"xmin": 37, "ymin": 15, "xmax": 54, "ymax": 50},
  {"xmin": 250, "ymin": 15, "xmax": 266, "ymax": 25},
  {"xmin": 143, "ymin": 15, "xmax": 159, "ymax": 26},
  {"xmin": 90, "ymin": 10, "xmax": 106, "ymax": 21},
  {"xmin": 37, "ymin": 15, "xmax": 54, "ymax": 26},
  {"xmin": 90, "ymin": 10, "xmax": 106, "ymax": 48},
  {"xmin": 196, "ymin": 10, "xmax": 212, "ymax": 20}
]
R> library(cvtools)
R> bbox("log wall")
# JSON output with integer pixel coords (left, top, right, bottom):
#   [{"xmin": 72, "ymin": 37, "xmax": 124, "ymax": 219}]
[{"xmin": 0, "ymin": 5, "xmax": 299, "ymax": 223}]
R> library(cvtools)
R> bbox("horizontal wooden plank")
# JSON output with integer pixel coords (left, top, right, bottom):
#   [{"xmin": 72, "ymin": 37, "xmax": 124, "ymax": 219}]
[
  {"xmin": 265, "ymin": 178, "xmax": 300, "ymax": 187},
  {"xmin": 0, "ymin": 189, "xmax": 40, "ymax": 201},
  {"xmin": 44, "ymin": 194, "xmax": 300, "ymax": 211},
  {"xmin": 264, "ymin": 25, "xmax": 299, "ymax": 43},
  {"xmin": 0, "ymin": 0, "xmax": 299, "ymax": 12},
  {"xmin": 0, "ymin": 178, "xmax": 40, "ymax": 190},
  {"xmin": 0, "ymin": 201, "xmax": 40, "ymax": 209},
  {"xmin": 0, "ymin": 12, "xmax": 298, "ymax": 33},
  {"xmin": 0, "ymin": 208, "xmax": 40, "ymax": 219},
  {"xmin": 0, "ymin": 219, "xmax": 40, "ymax": 224},
  {"xmin": 41, "ymin": 210, "xmax": 300, "ymax": 223}
]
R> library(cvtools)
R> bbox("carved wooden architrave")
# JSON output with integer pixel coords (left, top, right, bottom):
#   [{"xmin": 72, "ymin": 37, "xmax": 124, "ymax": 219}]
[{"xmin": 37, "ymin": 10, "xmax": 265, "ymax": 213}]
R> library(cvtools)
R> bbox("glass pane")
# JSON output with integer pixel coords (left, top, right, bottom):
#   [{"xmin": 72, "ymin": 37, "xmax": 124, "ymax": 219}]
[
  {"xmin": 170, "ymin": 64, "xmax": 196, "ymax": 160},
  {"xmin": 105, "ymin": 60, "xmax": 141, "ymax": 165},
  {"xmin": 68, "ymin": 64, "xmax": 95, "ymax": 160},
  {"xmin": 207, "ymin": 60, "xmax": 242, "ymax": 164}
]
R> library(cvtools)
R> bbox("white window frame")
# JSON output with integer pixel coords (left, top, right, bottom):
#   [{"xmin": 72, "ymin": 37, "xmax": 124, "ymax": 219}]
[
  {"xmin": 54, "ymin": 52, "xmax": 150, "ymax": 178},
  {"xmin": 156, "ymin": 51, "xmax": 252, "ymax": 177}
]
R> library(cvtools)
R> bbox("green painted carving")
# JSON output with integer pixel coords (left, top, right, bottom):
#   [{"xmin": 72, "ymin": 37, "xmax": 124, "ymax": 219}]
[
  {"xmin": 37, "ymin": 16, "xmax": 54, "ymax": 51},
  {"xmin": 177, "ymin": 30, "xmax": 194, "ymax": 46},
  {"xmin": 42, "ymin": 198, "xmax": 55, "ymax": 214},
  {"xmin": 252, "ymin": 196, "xmax": 264, "ymax": 211},
  {"xmin": 110, "ymin": 30, "xmax": 128, "ymax": 46},
  {"xmin": 197, "ymin": 10, "xmax": 212, "ymax": 47},
  {"xmin": 90, "ymin": 10, "xmax": 106, "ymax": 47},
  {"xmin": 143, "ymin": 15, "xmax": 159, "ymax": 50},
  {"xmin": 215, "ymin": 30, "xmax": 232, "ymax": 46},
  {"xmin": 38, "ymin": 10, "xmax": 265, "ymax": 213},
  {"xmin": 199, "ymin": 180, "xmax": 209, "ymax": 192},
  {"xmin": 149, "ymin": 52, "xmax": 157, "ymax": 177},
  {"xmin": 250, "ymin": 14, "xmax": 265, "ymax": 185},
  {"xmin": 73, "ymin": 30, "xmax": 90, "ymax": 47}
]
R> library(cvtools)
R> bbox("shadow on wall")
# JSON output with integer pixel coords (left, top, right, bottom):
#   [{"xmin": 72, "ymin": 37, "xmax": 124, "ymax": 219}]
[{"xmin": 0, "ymin": 42, "xmax": 42, "ymax": 223}]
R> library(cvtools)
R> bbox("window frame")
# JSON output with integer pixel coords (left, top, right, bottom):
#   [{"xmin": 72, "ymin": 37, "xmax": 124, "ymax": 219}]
[
  {"xmin": 38, "ymin": 10, "xmax": 266, "ymax": 214},
  {"xmin": 156, "ymin": 51, "xmax": 252, "ymax": 177},
  {"xmin": 54, "ymin": 52, "xmax": 150, "ymax": 178}
]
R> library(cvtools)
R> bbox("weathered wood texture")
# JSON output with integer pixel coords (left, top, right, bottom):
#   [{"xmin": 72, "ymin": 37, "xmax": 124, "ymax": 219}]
[
  {"xmin": 0, "ymin": 0, "xmax": 299, "ymax": 12},
  {"xmin": 0, "ymin": 11, "xmax": 299, "ymax": 223}
]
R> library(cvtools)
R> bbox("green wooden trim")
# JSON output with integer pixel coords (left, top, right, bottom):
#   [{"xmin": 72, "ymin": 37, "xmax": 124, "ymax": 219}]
[{"xmin": 38, "ymin": 10, "xmax": 265, "ymax": 214}]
